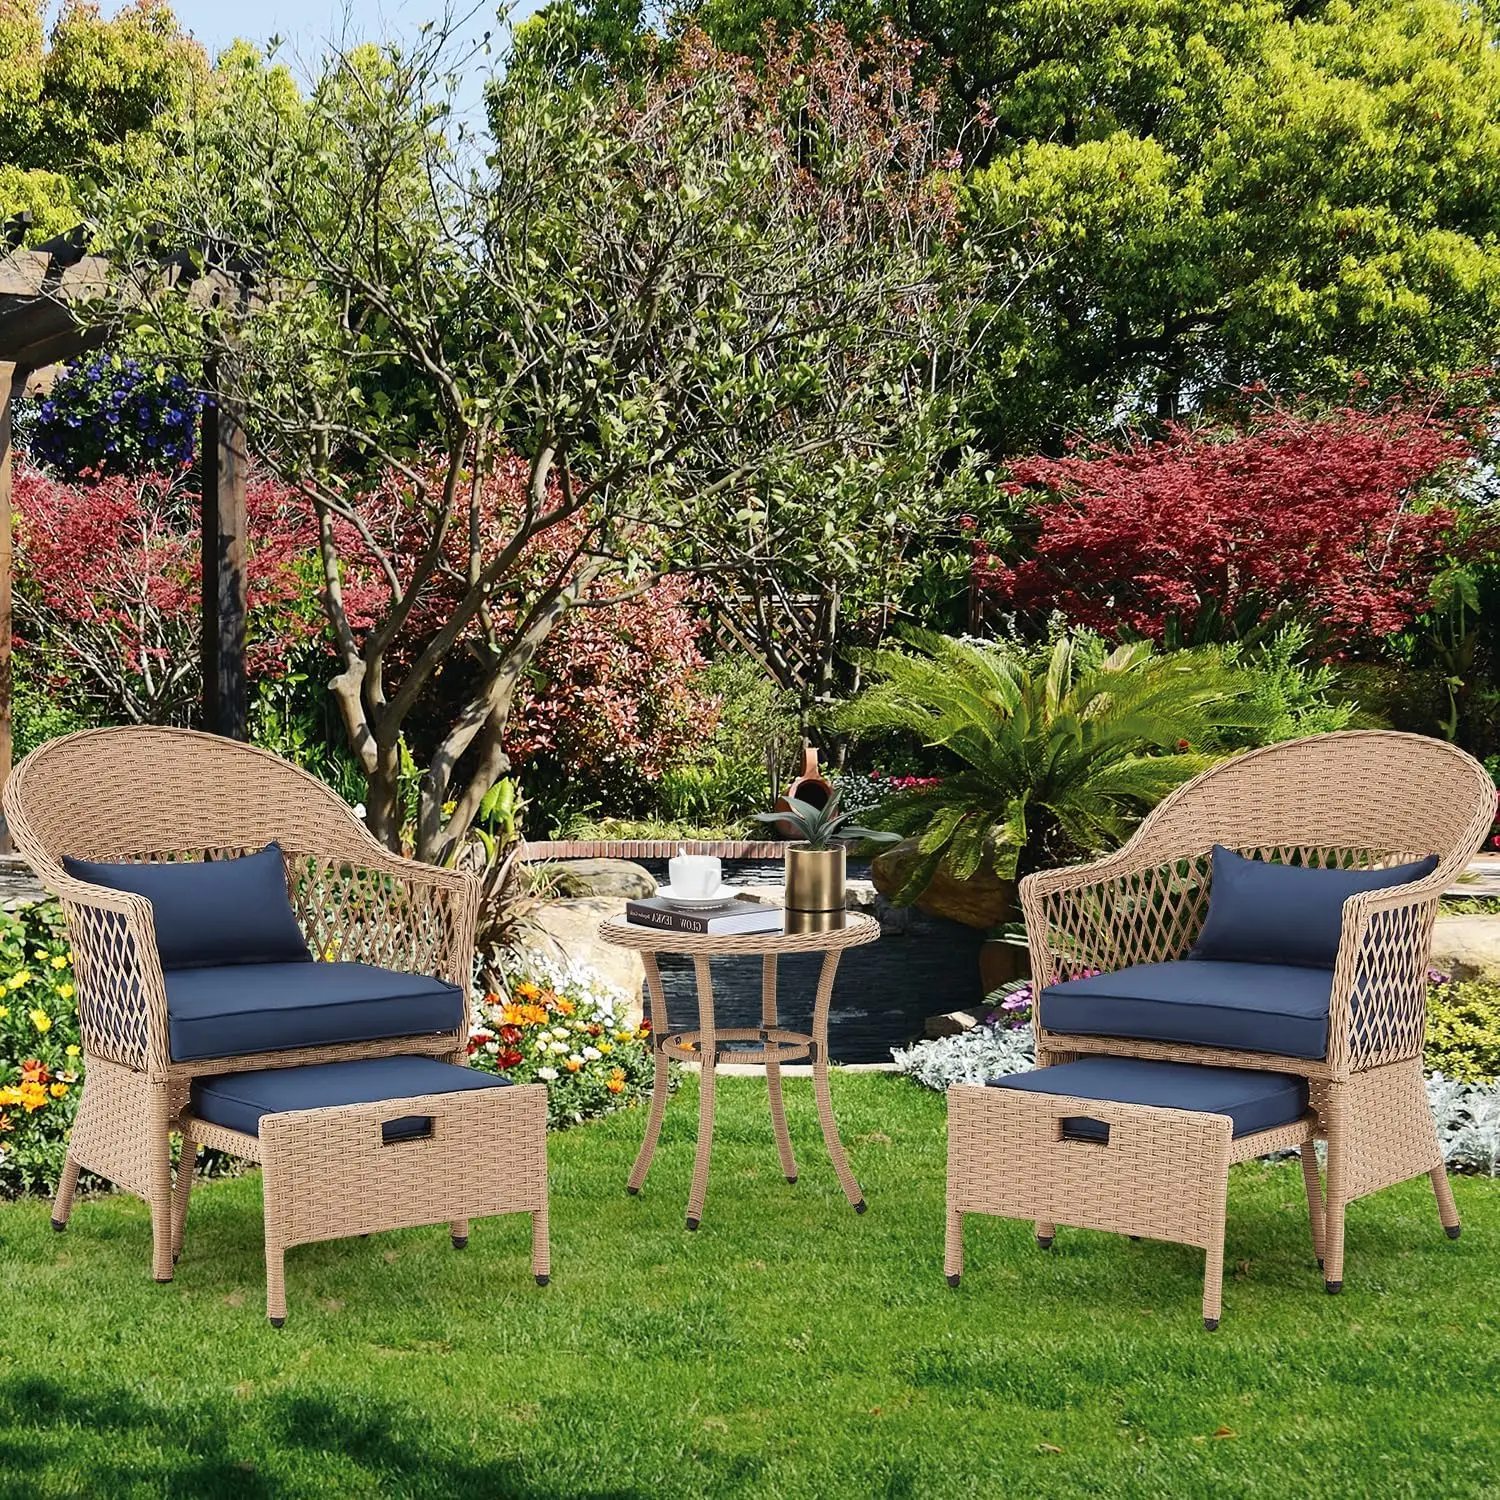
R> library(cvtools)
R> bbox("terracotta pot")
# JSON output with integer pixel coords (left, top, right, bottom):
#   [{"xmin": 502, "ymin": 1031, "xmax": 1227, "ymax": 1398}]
[
  {"xmin": 773, "ymin": 746, "xmax": 834, "ymax": 838},
  {"xmin": 784, "ymin": 843, "xmax": 846, "ymax": 933}
]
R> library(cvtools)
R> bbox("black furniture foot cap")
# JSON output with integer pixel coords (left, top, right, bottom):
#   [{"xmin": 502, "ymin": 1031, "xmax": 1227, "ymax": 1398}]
[
  {"xmin": 535, "ymin": 1274, "xmax": 550, "ymax": 1286},
  {"xmin": 1325, "ymin": 1279, "xmax": 1343, "ymax": 1295},
  {"xmin": 1129, "ymin": 1235, "xmax": 1141, "ymax": 1242},
  {"xmin": 1446, "ymin": 1224, "xmax": 1462, "ymax": 1240},
  {"xmin": 1036, "ymin": 1235, "xmax": 1054, "ymax": 1250},
  {"xmin": 685, "ymin": 1217, "xmax": 700, "ymax": 1232},
  {"xmin": 626, "ymin": 1185, "xmax": 640, "ymax": 1196},
  {"xmin": 269, "ymin": 1316, "xmax": 285, "ymax": 1328},
  {"xmin": 853, "ymin": 1199, "xmax": 867, "ymax": 1215},
  {"xmin": 945, "ymin": 1273, "xmax": 960, "ymax": 1288},
  {"xmin": 154, "ymin": 1274, "xmax": 173, "ymax": 1284},
  {"xmin": 1203, "ymin": 1317, "xmax": 1219, "ymax": 1332},
  {"xmin": 50, "ymin": 1218, "xmax": 66, "ymax": 1233},
  {"xmin": 786, "ymin": 1175, "xmax": 797, "ymax": 1184},
  {"xmin": 451, "ymin": 1235, "xmax": 468, "ymax": 1250}
]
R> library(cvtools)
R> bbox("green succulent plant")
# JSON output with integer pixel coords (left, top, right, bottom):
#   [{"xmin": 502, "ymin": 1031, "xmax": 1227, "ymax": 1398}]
[{"xmin": 754, "ymin": 791, "xmax": 902, "ymax": 853}]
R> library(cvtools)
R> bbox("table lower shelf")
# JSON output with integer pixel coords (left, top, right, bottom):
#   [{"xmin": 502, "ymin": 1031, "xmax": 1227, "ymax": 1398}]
[{"xmin": 663, "ymin": 1026, "xmax": 814, "ymax": 1066}]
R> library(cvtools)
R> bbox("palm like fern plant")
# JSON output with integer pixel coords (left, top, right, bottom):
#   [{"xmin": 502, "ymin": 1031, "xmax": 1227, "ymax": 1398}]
[{"xmin": 840, "ymin": 631, "xmax": 1271, "ymax": 903}]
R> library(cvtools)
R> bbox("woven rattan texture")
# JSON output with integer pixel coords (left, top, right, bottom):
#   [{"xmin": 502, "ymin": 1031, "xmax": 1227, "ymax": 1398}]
[
  {"xmin": 3, "ymin": 727, "xmax": 482, "ymax": 1282},
  {"xmin": 179, "ymin": 1081, "xmax": 549, "ymax": 1322},
  {"xmin": 1017, "ymin": 731, "xmax": 1491, "ymax": 1292},
  {"xmin": 944, "ymin": 1082, "xmax": 1321, "ymax": 1325},
  {"xmin": 609, "ymin": 917, "xmax": 874, "ymax": 1225}
]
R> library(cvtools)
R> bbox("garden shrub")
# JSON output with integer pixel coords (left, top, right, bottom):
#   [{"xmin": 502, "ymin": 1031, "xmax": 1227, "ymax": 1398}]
[
  {"xmin": 977, "ymin": 400, "xmax": 1469, "ymax": 651},
  {"xmin": 466, "ymin": 957, "xmax": 662, "ymax": 1127},
  {"xmin": 1426, "ymin": 979, "xmax": 1500, "ymax": 1083},
  {"xmin": 0, "ymin": 902, "xmax": 82, "ymax": 1199}
]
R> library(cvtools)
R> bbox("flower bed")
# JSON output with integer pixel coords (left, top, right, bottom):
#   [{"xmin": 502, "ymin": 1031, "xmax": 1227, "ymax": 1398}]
[
  {"xmin": 467, "ymin": 956, "xmax": 664, "ymax": 1127},
  {"xmin": 0, "ymin": 902, "xmax": 82, "ymax": 1198}
]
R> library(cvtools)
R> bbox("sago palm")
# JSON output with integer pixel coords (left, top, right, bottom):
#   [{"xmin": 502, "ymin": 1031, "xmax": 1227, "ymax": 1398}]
[{"xmin": 839, "ymin": 630, "xmax": 1272, "ymax": 902}]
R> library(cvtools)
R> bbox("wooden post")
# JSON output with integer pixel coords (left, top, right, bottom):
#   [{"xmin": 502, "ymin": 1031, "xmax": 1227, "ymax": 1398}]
[
  {"xmin": 200, "ymin": 363, "xmax": 248, "ymax": 739},
  {"xmin": 0, "ymin": 361, "xmax": 27, "ymax": 848}
]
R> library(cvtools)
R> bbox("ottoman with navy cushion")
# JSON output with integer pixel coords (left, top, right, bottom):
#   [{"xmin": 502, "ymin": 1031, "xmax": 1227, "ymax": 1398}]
[
  {"xmin": 178, "ymin": 1056, "xmax": 550, "ymax": 1324},
  {"xmin": 944, "ymin": 1057, "xmax": 1319, "ymax": 1328}
]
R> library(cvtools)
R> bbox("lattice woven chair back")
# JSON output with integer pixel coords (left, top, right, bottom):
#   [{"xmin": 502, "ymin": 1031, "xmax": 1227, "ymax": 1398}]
[
  {"xmin": 1135, "ymin": 730, "xmax": 1495, "ymax": 874},
  {"xmin": 6, "ymin": 726, "xmax": 381, "ymax": 870}
]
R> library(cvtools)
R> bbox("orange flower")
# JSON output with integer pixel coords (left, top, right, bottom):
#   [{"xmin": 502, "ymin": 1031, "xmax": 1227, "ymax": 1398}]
[
  {"xmin": 514, "ymin": 981, "xmax": 542, "ymax": 1002},
  {"xmin": 606, "ymin": 1078, "xmax": 625, "ymax": 1094},
  {"xmin": 19, "ymin": 1082, "xmax": 48, "ymax": 1111},
  {"xmin": 500, "ymin": 1002, "xmax": 548, "ymax": 1027},
  {"xmin": 564, "ymin": 1058, "xmax": 582, "ymax": 1073},
  {"xmin": 20, "ymin": 1059, "xmax": 48, "ymax": 1085},
  {"xmin": 553, "ymin": 997, "xmax": 575, "ymax": 1016}
]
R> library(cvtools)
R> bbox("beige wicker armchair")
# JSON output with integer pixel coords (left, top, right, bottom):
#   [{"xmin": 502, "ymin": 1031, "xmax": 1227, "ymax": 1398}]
[
  {"xmin": 3, "ymin": 727, "xmax": 480, "ymax": 1283},
  {"xmin": 1020, "ymin": 730, "xmax": 1495, "ymax": 1294}
]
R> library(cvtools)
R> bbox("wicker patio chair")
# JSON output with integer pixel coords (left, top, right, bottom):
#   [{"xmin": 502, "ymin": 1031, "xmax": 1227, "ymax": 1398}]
[
  {"xmin": 1020, "ymin": 730, "xmax": 1495, "ymax": 1294},
  {"xmin": 3, "ymin": 727, "xmax": 480, "ymax": 1283}
]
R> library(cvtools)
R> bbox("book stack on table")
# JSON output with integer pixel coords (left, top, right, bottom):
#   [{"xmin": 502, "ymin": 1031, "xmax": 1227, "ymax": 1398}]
[{"xmin": 624, "ymin": 894, "xmax": 786, "ymax": 935}]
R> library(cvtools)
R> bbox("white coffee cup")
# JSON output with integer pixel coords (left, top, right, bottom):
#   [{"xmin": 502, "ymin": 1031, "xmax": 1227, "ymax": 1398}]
[{"xmin": 669, "ymin": 853, "xmax": 722, "ymax": 898}]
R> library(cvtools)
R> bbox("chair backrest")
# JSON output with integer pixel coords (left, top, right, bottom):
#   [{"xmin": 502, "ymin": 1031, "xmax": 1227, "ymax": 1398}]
[
  {"xmin": 1134, "ymin": 730, "xmax": 1495, "ymax": 874},
  {"xmin": 3, "ymin": 726, "xmax": 384, "ymax": 876}
]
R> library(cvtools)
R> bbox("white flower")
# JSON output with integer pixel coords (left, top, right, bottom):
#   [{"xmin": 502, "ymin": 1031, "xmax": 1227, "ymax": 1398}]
[
  {"xmin": 537, "ymin": 1066, "xmax": 558, "ymax": 1081},
  {"xmin": 484, "ymin": 1040, "xmax": 499, "ymax": 1054},
  {"xmin": 567, "ymin": 1054, "xmax": 583, "ymax": 1066},
  {"xmin": 582, "ymin": 1045, "xmax": 601, "ymax": 1060},
  {"xmin": 548, "ymin": 1041, "xmax": 568, "ymax": 1054},
  {"xmin": 353, "ymin": 802, "xmax": 367, "ymax": 819}
]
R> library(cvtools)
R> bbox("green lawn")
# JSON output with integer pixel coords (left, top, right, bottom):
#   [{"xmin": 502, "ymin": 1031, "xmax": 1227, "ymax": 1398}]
[{"xmin": 1, "ymin": 1074, "xmax": 1497, "ymax": 1499}]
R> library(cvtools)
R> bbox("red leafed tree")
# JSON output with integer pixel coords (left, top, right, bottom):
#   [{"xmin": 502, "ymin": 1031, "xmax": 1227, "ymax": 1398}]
[
  {"xmin": 977, "ymin": 402, "xmax": 1471, "ymax": 648},
  {"xmin": 340, "ymin": 455, "xmax": 715, "ymax": 817},
  {"xmin": 13, "ymin": 461, "xmax": 358, "ymax": 724}
]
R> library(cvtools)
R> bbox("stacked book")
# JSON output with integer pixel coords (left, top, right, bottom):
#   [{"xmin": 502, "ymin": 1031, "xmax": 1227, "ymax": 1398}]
[{"xmin": 624, "ymin": 893, "xmax": 785, "ymax": 935}]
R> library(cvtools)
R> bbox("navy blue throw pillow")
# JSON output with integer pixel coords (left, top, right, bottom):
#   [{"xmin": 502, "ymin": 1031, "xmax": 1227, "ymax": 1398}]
[
  {"xmin": 1189, "ymin": 844, "xmax": 1439, "ymax": 970},
  {"xmin": 62, "ymin": 842, "xmax": 313, "ymax": 971}
]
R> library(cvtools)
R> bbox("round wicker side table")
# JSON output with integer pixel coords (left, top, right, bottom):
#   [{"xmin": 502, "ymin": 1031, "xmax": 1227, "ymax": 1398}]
[{"xmin": 598, "ymin": 912, "xmax": 881, "ymax": 1230}]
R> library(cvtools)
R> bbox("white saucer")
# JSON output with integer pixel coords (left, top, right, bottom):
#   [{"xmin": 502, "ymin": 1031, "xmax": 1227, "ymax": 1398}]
[{"xmin": 657, "ymin": 885, "xmax": 740, "ymax": 911}]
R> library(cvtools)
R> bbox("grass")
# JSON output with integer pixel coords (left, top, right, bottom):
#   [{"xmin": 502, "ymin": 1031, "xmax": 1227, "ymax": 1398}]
[{"xmin": 1, "ymin": 1074, "xmax": 1498, "ymax": 1499}]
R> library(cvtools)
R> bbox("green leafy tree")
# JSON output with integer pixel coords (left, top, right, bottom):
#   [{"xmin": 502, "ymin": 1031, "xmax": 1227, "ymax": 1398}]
[
  {"xmin": 839, "ymin": 629, "xmax": 1272, "ymax": 893},
  {"xmin": 669, "ymin": 0, "xmax": 1500, "ymax": 451},
  {"xmin": 96, "ymin": 19, "xmax": 972, "ymax": 862},
  {"xmin": 959, "ymin": 0, "xmax": 1500, "ymax": 449},
  {"xmin": 0, "ymin": 0, "xmax": 204, "ymax": 239}
]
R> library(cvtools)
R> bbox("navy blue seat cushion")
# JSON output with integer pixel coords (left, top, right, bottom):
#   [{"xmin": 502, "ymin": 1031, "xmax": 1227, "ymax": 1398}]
[
  {"xmin": 1039, "ymin": 960, "xmax": 1333, "ymax": 1059},
  {"xmin": 190, "ymin": 1056, "xmax": 510, "ymax": 1143},
  {"xmin": 1190, "ymin": 844, "xmax": 1438, "ymax": 970},
  {"xmin": 62, "ymin": 843, "xmax": 312, "ymax": 971},
  {"xmin": 989, "ymin": 1056, "xmax": 1308, "ymax": 1141},
  {"xmin": 164, "ymin": 961, "xmax": 465, "ymax": 1062}
]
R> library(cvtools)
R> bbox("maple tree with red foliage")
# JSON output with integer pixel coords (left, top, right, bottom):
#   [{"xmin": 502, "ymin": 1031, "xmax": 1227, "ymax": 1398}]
[{"xmin": 976, "ymin": 402, "xmax": 1473, "ymax": 650}]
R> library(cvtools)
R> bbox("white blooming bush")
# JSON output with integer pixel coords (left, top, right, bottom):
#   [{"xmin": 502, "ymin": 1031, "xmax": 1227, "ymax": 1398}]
[{"xmin": 466, "ymin": 954, "xmax": 664, "ymax": 1127}]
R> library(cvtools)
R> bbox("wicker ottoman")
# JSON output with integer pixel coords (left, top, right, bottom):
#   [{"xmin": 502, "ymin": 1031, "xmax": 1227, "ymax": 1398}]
[
  {"xmin": 945, "ymin": 1058, "xmax": 1320, "ymax": 1328},
  {"xmin": 176, "ymin": 1056, "xmax": 550, "ymax": 1325}
]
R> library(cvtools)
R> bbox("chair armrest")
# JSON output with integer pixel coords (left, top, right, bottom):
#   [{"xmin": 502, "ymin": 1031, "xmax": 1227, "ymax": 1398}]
[
  {"xmin": 1329, "ymin": 863, "xmax": 1454, "ymax": 1074},
  {"xmin": 1019, "ymin": 844, "xmax": 1209, "ymax": 989},
  {"xmin": 290, "ymin": 849, "xmax": 480, "ymax": 1001},
  {"xmin": 45, "ymin": 869, "xmax": 171, "ymax": 1075}
]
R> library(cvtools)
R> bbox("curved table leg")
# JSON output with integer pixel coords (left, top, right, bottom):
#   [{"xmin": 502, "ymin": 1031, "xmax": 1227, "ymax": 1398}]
[
  {"xmin": 627, "ymin": 952, "xmax": 672, "ymax": 1195},
  {"xmin": 762, "ymin": 954, "xmax": 798, "ymax": 1183},
  {"xmin": 686, "ymin": 957, "xmax": 717, "ymax": 1230},
  {"xmin": 811, "ymin": 948, "xmax": 864, "ymax": 1212}
]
